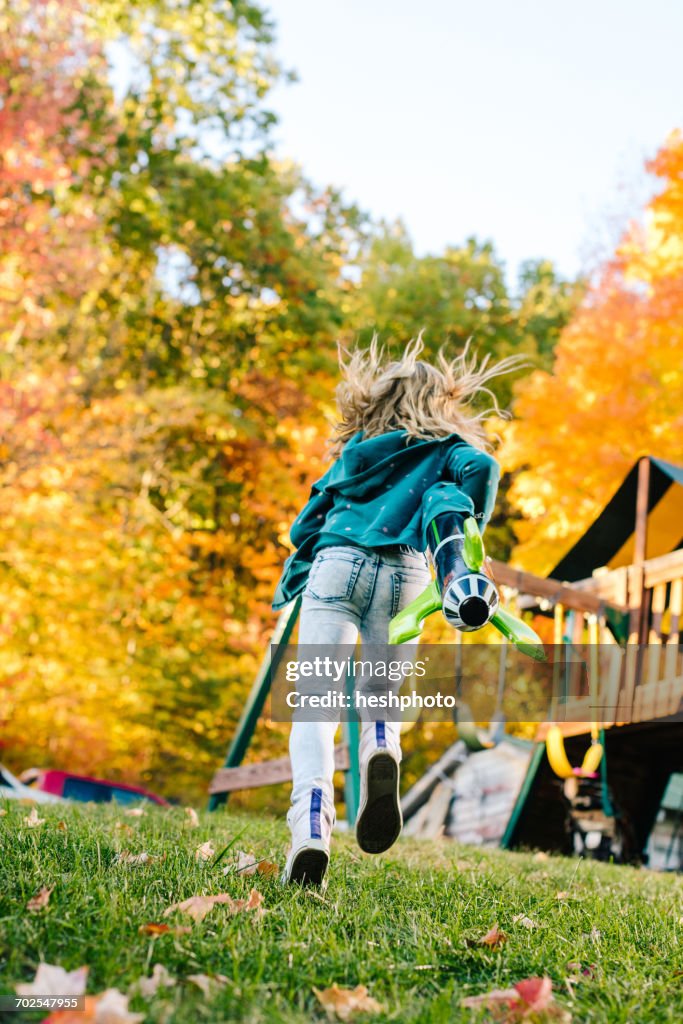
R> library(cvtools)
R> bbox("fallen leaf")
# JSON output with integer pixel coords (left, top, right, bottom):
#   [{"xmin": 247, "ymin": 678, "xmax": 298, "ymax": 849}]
[
  {"xmin": 234, "ymin": 849, "xmax": 258, "ymax": 873},
  {"xmin": 533, "ymin": 851, "xmax": 550, "ymax": 862},
  {"xmin": 195, "ymin": 841, "xmax": 215, "ymax": 862},
  {"xmin": 138, "ymin": 922, "xmax": 192, "ymax": 937},
  {"xmin": 227, "ymin": 887, "xmax": 265, "ymax": 916},
  {"xmin": 187, "ymin": 973, "xmax": 228, "ymax": 997},
  {"xmin": 114, "ymin": 822, "xmax": 134, "ymax": 837},
  {"xmin": 23, "ymin": 807, "xmax": 45, "ymax": 828},
  {"xmin": 134, "ymin": 963, "xmax": 176, "ymax": 998},
  {"xmin": 566, "ymin": 961, "xmax": 596, "ymax": 982},
  {"xmin": 124, "ymin": 808, "xmax": 145, "ymax": 818},
  {"xmin": 43, "ymin": 988, "xmax": 146, "ymax": 1023},
  {"xmin": 163, "ymin": 888, "xmax": 264, "ymax": 923},
  {"xmin": 313, "ymin": 983, "xmax": 382, "ymax": 1021},
  {"xmin": 461, "ymin": 976, "xmax": 570, "ymax": 1022},
  {"xmin": 93, "ymin": 988, "xmax": 145, "ymax": 1023},
  {"xmin": 512, "ymin": 915, "xmax": 538, "ymax": 929},
  {"xmin": 228, "ymin": 850, "xmax": 279, "ymax": 877},
  {"xmin": 556, "ymin": 891, "xmax": 570, "ymax": 901},
  {"xmin": 114, "ymin": 851, "xmax": 152, "ymax": 866},
  {"xmin": 0, "ymin": 808, "xmax": 7, "ymax": 816},
  {"xmin": 515, "ymin": 977, "xmax": 554, "ymax": 1012},
  {"xmin": 164, "ymin": 895, "xmax": 217, "ymax": 923},
  {"xmin": 461, "ymin": 986, "xmax": 519, "ymax": 1012},
  {"xmin": 27, "ymin": 885, "xmax": 53, "ymax": 912},
  {"xmin": 255, "ymin": 859, "xmax": 279, "ymax": 877},
  {"xmin": 184, "ymin": 807, "xmax": 199, "ymax": 828},
  {"xmin": 56, "ymin": 820, "xmax": 68, "ymax": 831},
  {"xmin": 16, "ymin": 962, "xmax": 88, "ymax": 996},
  {"xmin": 478, "ymin": 923, "xmax": 507, "ymax": 949}
]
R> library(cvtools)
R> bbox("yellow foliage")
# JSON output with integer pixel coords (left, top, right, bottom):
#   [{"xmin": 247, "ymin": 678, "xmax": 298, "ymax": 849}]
[{"xmin": 498, "ymin": 132, "xmax": 683, "ymax": 575}]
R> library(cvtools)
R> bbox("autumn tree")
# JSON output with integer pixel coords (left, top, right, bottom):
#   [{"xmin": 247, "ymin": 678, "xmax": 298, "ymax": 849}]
[
  {"xmin": 498, "ymin": 131, "xmax": 683, "ymax": 575},
  {"xmin": 0, "ymin": 0, "xmax": 115, "ymax": 352},
  {"xmin": 0, "ymin": 0, "xmax": 365, "ymax": 800}
]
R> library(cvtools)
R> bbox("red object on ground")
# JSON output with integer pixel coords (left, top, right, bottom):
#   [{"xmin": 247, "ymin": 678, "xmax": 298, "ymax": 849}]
[{"xmin": 32, "ymin": 769, "xmax": 169, "ymax": 806}]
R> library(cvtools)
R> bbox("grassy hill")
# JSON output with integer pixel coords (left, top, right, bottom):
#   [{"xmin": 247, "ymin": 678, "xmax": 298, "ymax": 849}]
[{"xmin": 1, "ymin": 801, "xmax": 682, "ymax": 1022}]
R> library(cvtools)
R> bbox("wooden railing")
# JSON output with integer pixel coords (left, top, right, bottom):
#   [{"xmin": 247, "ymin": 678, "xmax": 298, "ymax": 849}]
[{"xmin": 488, "ymin": 549, "xmax": 683, "ymax": 735}]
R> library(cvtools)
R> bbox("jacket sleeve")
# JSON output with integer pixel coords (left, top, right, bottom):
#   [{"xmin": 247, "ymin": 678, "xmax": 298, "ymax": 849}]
[
  {"xmin": 420, "ymin": 445, "xmax": 500, "ymax": 549},
  {"xmin": 289, "ymin": 469, "xmax": 334, "ymax": 549}
]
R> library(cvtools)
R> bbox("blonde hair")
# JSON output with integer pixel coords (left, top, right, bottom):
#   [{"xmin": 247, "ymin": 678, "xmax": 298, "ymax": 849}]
[{"xmin": 331, "ymin": 331, "xmax": 526, "ymax": 456}]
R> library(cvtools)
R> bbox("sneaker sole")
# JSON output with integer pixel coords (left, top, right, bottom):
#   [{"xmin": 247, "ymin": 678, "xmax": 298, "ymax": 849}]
[
  {"xmin": 356, "ymin": 751, "xmax": 402, "ymax": 854},
  {"xmin": 287, "ymin": 847, "xmax": 329, "ymax": 886}
]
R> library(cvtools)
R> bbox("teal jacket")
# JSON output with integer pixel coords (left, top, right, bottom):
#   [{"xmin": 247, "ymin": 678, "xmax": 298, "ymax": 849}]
[{"xmin": 272, "ymin": 430, "xmax": 499, "ymax": 610}]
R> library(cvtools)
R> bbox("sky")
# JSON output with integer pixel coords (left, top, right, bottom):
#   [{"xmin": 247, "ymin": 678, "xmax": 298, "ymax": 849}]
[{"xmin": 262, "ymin": 0, "xmax": 682, "ymax": 285}]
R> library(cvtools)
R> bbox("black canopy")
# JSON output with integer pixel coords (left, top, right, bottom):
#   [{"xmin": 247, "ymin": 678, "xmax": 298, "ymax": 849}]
[{"xmin": 550, "ymin": 456, "xmax": 683, "ymax": 582}]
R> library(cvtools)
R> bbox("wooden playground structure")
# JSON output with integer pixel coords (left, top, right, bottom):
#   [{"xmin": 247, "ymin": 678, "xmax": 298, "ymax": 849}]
[{"xmin": 209, "ymin": 456, "xmax": 683, "ymax": 864}]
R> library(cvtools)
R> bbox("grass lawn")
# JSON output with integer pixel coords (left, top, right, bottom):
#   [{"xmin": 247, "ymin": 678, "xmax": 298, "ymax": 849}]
[{"xmin": 1, "ymin": 800, "xmax": 682, "ymax": 1022}]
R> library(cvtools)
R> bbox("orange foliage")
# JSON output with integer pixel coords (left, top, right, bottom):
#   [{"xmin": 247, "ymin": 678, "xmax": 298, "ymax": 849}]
[{"xmin": 499, "ymin": 131, "xmax": 683, "ymax": 575}]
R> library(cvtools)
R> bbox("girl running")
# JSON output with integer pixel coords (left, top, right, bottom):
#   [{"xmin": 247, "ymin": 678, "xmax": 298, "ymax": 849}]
[{"xmin": 273, "ymin": 334, "xmax": 522, "ymax": 884}]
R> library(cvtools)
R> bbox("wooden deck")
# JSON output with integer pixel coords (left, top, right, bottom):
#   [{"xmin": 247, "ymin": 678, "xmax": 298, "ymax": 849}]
[{"xmin": 487, "ymin": 548, "xmax": 683, "ymax": 740}]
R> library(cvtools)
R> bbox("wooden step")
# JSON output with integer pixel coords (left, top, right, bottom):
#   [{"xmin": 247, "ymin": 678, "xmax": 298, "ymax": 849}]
[{"xmin": 209, "ymin": 743, "xmax": 350, "ymax": 795}]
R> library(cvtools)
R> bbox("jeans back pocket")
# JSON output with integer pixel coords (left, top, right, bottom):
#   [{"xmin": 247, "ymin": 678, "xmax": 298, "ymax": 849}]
[{"xmin": 306, "ymin": 552, "xmax": 363, "ymax": 602}]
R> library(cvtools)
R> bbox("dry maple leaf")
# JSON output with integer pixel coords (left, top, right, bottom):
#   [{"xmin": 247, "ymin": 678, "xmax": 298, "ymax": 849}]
[
  {"xmin": 461, "ymin": 986, "xmax": 519, "ymax": 1013},
  {"xmin": 313, "ymin": 983, "xmax": 382, "ymax": 1021},
  {"xmin": 164, "ymin": 888, "xmax": 264, "ymax": 923},
  {"xmin": 255, "ymin": 859, "xmax": 278, "ymax": 877},
  {"xmin": 512, "ymin": 914, "xmax": 539, "ymax": 929},
  {"xmin": 227, "ymin": 887, "xmax": 265, "ymax": 916},
  {"xmin": 114, "ymin": 851, "xmax": 152, "ymax": 866},
  {"xmin": 187, "ymin": 973, "xmax": 228, "ymax": 997},
  {"xmin": 16, "ymin": 962, "xmax": 88, "ymax": 996},
  {"xmin": 23, "ymin": 807, "xmax": 45, "ymax": 828},
  {"xmin": 478, "ymin": 923, "xmax": 507, "ymax": 948},
  {"xmin": 134, "ymin": 963, "xmax": 176, "ymax": 997},
  {"xmin": 462, "ymin": 976, "xmax": 570, "ymax": 1022},
  {"xmin": 56, "ymin": 820, "xmax": 68, "ymax": 831},
  {"xmin": 164, "ymin": 895, "xmax": 218, "ymax": 922},
  {"xmin": 195, "ymin": 840, "xmax": 215, "ymax": 861},
  {"xmin": 27, "ymin": 885, "xmax": 53, "ymax": 912},
  {"xmin": 43, "ymin": 987, "xmax": 145, "ymax": 1023},
  {"xmin": 230, "ymin": 850, "xmax": 278, "ymax": 877},
  {"xmin": 184, "ymin": 807, "xmax": 200, "ymax": 828},
  {"xmin": 138, "ymin": 922, "xmax": 191, "ymax": 937},
  {"xmin": 234, "ymin": 849, "xmax": 258, "ymax": 873},
  {"xmin": 566, "ymin": 961, "xmax": 596, "ymax": 983}
]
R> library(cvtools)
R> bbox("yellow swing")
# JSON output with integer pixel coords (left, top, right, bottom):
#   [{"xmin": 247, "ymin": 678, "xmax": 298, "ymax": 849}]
[{"xmin": 545, "ymin": 607, "xmax": 604, "ymax": 779}]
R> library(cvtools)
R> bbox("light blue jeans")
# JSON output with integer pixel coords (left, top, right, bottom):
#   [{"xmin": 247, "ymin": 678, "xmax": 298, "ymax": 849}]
[{"xmin": 290, "ymin": 544, "xmax": 431, "ymax": 810}]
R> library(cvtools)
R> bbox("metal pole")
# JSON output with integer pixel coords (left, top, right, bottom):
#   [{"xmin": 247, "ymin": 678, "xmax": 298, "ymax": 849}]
[
  {"xmin": 342, "ymin": 668, "xmax": 360, "ymax": 825},
  {"xmin": 208, "ymin": 597, "xmax": 301, "ymax": 810}
]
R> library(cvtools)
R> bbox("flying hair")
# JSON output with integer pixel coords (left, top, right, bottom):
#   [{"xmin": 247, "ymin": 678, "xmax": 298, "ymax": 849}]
[{"xmin": 331, "ymin": 331, "xmax": 527, "ymax": 456}]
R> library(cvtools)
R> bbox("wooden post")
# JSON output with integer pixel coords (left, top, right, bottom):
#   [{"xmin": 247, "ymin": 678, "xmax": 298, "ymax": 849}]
[
  {"xmin": 631, "ymin": 457, "xmax": 651, "ymax": 646},
  {"xmin": 634, "ymin": 457, "xmax": 651, "ymax": 566}
]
